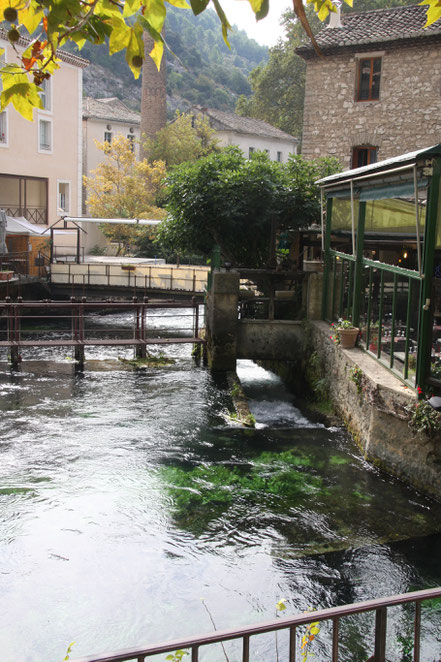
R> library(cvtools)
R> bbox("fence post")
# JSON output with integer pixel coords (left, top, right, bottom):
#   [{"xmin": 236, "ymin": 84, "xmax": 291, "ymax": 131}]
[
  {"xmin": 373, "ymin": 607, "xmax": 387, "ymax": 662},
  {"xmin": 321, "ymin": 197, "xmax": 333, "ymax": 320},
  {"xmin": 74, "ymin": 299, "xmax": 85, "ymax": 370},
  {"xmin": 9, "ymin": 299, "xmax": 21, "ymax": 370},
  {"xmin": 352, "ymin": 200, "xmax": 366, "ymax": 327}
]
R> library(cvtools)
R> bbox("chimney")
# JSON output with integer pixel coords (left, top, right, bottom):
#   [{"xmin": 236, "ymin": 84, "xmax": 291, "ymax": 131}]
[
  {"xmin": 328, "ymin": 3, "xmax": 342, "ymax": 28},
  {"xmin": 140, "ymin": 33, "xmax": 167, "ymax": 158}
]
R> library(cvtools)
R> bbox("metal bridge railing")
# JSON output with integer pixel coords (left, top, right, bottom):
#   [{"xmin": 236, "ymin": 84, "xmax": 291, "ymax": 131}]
[
  {"xmin": 0, "ymin": 298, "xmax": 204, "ymax": 368},
  {"xmin": 50, "ymin": 263, "xmax": 209, "ymax": 295},
  {"xmin": 70, "ymin": 587, "xmax": 441, "ymax": 662}
]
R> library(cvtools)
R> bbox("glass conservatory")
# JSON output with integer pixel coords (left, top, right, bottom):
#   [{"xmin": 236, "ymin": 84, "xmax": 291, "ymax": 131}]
[{"xmin": 316, "ymin": 144, "xmax": 441, "ymax": 392}]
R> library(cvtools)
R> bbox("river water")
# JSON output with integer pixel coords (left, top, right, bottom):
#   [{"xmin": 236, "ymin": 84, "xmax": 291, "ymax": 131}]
[{"xmin": 0, "ymin": 309, "xmax": 441, "ymax": 662}]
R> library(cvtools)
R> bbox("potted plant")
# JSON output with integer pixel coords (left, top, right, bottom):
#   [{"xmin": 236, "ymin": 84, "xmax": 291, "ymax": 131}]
[
  {"xmin": 331, "ymin": 318, "xmax": 360, "ymax": 349},
  {"xmin": 0, "ymin": 268, "xmax": 14, "ymax": 281}
]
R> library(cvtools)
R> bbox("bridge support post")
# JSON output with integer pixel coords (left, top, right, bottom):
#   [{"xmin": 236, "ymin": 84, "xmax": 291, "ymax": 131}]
[
  {"xmin": 136, "ymin": 343, "xmax": 147, "ymax": 359},
  {"xmin": 10, "ymin": 346, "xmax": 20, "ymax": 371},
  {"xmin": 74, "ymin": 345, "xmax": 85, "ymax": 371},
  {"xmin": 206, "ymin": 270, "xmax": 240, "ymax": 372}
]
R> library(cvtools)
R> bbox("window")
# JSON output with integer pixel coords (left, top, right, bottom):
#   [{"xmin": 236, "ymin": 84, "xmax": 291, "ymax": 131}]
[
  {"xmin": 248, "ymin": 147, "xmax": 255, "ymax": 158},
  {"xmin": 356, "ymin": 57, "xmax": 381, "ymax": 101},
  {"xmin": 127, "ymin": 134, "xmax": 135, "ymax": 152},
  {"xmin": 104, "ymin": 131, "xmax": 112, "ymax": 143},
  {"xmin": 39, "ymin": 78, "xmax": 51, "ymax": 111},
  {"xmin": 352, "ymin": 146, "xmax": 378, "ymax": 168},
  {"xmin": 39, "ymin": 119, "xmax": 52, "ymax": 151},
  {"xmin": 58, "ymin": 181, "xmax": 70, "ymax": 213},
  {"xmin": 0, "ymin": 174, "xmax": 48, "ymax": 224},
  {"xmin": 277, "ymin": 151, "xmax": 282, "ymax": 162}
]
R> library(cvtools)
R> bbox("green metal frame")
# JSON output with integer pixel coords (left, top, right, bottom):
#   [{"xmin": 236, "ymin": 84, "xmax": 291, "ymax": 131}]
[
  {"xmin": 416, "ymin": 158, "xmax": 441, "ymax": 389},
  {"xmin": 321, "ymin": 159, "xmax": 441, "ymax": 392}
]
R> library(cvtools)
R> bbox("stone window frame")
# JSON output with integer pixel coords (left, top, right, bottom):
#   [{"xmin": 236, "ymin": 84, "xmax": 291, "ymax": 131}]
[
  {"xmin": 352, "ymin": 145, "xmax": 378, "ymax": 168},
  {"xmin": 354, "ymin": 51, "xmax": 384, "ymax": 103}
]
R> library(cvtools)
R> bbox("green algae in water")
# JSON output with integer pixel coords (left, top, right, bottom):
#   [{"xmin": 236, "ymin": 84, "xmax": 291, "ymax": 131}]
[
  {"xmin": 160, "ymin": 428, "xmax": 441, "ymax": 554},
  {"xmin": 0, "ymin": 486, "xmax": 36, "ymax": 496},
  {"xmin": 161, "ymin": 448, "xmax": 325, "ymax": 529}
]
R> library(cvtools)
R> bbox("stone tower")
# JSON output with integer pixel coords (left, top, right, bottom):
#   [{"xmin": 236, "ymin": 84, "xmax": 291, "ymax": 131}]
[{"xmin": 140, "ymin": 33, "xmax": 167, "ymax": 157}]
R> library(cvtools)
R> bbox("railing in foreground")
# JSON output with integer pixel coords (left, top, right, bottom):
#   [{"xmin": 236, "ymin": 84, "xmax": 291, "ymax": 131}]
[{"xmin": 71, "ymin": 587, "xmax": 441, "ymax": 662}]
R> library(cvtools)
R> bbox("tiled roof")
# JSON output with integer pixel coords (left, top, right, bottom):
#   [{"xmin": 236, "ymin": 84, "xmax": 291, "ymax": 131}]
[
  {"xmin": 83, "ymin": 97, "xmax": 140, "ymax": 124},
  {"xmin": 0, "ymin": 28, "xmax": 89, "ymax": 67},
  {"xmin": 297, "ymin": 4, "xmax": 441, "ymax": 59},
  {"xmin": 193, "ymin": 106, "xmax": 298, "ymax": 142}
]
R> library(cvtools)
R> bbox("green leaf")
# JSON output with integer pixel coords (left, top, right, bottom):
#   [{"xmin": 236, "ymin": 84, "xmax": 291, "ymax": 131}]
[
  {"xmin": 189, "ymin": 0, "xmax": 209, "ymax": 16},
  {"xmin": 255, "ymin": 0, "xmax": 269, "ymax": 21},
  {"xmin": 212, "ymin": 0, "xmax": 231, "ymax": 46}
]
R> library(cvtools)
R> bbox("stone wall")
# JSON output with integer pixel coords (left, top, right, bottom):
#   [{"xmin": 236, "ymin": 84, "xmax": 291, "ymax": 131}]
[
  {"xmin": 310, "ymin": 321, "xmax": 441, "ymax": 500},
  {"xmin": 301, "ymin": 43, "xmax": 441, "ymax": 168}
]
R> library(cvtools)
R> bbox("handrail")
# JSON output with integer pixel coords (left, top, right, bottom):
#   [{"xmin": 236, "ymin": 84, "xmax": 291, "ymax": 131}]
[{"xmin": 70, "ymin": 587, "xmax": 441, "ymax": 662}]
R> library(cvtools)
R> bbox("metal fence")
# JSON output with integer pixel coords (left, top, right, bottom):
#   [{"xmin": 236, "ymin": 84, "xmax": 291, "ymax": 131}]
[
  {"xmin": 326, "ymin": 249, "xmax": 422, "ymax": 387},
  {"xmin": 50, "ymin": 263, "xmax": 209, "ymax": 295},
  {"xmin": 70, "ymin": 587, "xmax": 441, "ymax": 662},
  {"xmin": 0, "ymin": 298, "xmax": 204, "ymax": 368}
]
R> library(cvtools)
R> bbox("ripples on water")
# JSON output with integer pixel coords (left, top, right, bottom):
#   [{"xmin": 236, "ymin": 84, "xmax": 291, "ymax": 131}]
[{"xmin": 0, "ymin": 311, "xmax": 441, "ymax": 661}]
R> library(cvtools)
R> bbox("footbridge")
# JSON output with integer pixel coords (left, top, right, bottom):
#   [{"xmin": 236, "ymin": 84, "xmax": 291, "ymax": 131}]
[
  {"xmin": 49, "ymin": 261, "xmax": 209, "ymax": 300},
  {"xmin": 0, "ymin": 297, "xmax": 204, "ymax": 369}
]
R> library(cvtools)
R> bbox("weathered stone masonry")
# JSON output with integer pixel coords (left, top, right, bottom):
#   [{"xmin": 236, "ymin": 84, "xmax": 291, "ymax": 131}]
[{"xmin": 301, "ymin": 43, "xmax": 441, "ymax": 168}]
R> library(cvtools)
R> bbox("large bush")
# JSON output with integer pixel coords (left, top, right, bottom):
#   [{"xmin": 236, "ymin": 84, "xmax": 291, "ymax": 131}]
[{"xmin": 156, "ymin": 147, "xmax": 339, "ymax": 268}]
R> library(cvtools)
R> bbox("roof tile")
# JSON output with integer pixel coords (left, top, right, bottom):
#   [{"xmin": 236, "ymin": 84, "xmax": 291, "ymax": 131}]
[{"xmin": 297, "ymin": 5, "xmax": 441, "ymax": 58}]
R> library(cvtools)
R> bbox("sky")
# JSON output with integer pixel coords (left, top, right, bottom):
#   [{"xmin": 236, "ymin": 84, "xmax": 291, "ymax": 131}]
[{"xmin": 220, "ymin": 0, "xmax": 292, "ymax": 47}]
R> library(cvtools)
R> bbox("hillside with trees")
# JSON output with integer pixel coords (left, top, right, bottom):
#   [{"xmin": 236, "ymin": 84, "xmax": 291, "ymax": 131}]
[
  {"xmin": 236, "ymin": 0, "xmax": 419, "ymax": 140},
  {"xmin": 74, "ymin": 6, "xmax": 268, "ymax": 118}
]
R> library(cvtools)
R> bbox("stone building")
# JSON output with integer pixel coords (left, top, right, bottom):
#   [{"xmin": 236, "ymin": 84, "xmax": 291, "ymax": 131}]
[
  {"xmin": 296, "ymin": 5, "xmax": 441, "ymax": 169},
  {"xmin": 193, "ymin": 106, "xmax": 299, "ymax": 162}
]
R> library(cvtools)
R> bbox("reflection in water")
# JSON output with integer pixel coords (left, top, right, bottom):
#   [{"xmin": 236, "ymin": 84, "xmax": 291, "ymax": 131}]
[{"xmin": 0, "ymin": 313, "xmax": 440, "ymax": 661}]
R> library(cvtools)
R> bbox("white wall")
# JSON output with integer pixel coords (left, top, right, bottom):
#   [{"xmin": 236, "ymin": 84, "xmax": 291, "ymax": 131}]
[
  {"xmin": 216, "ymin": 130, "xmax": 298, "ymax": 162},
  {"xmin": 0, "ymin": 38, "xmax": 83, "ymax": 229}
]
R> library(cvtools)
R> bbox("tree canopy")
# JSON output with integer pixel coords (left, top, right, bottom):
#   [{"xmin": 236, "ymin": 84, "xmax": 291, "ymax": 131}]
[
  {"xmin": 84, "ymin": 134, "xmax": 166, "ymax": 255},
  {"xmin": 156, "ymin": 146, "xmax": 339, "ymax": 268},
  {"xmin": 1, "ymin": 0, "xmax": 438, "ymax": 121},
  {"xmin": 144, "ymin": 110, "xmax": 219, "ymax": 166}
]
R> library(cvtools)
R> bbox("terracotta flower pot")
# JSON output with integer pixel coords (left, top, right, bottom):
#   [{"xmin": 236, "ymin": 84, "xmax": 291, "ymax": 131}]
[{"xmin": 338, "ymin": 327, "xmax": 359, "ymax": 349}]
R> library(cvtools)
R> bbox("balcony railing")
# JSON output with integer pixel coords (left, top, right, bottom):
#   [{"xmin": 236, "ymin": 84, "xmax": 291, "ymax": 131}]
[
  {"xmin": 3, "ymin": 205, "xmax": 47, "ymax": 224},
  {"xmin": 70, "ymin": 587, "xmax": 441, "ymax": 662}
]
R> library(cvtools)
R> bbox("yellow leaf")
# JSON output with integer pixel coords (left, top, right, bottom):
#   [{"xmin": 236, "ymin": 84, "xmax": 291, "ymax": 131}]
[
  {"xmin": 246, "ymin": 0, "xmax": 264, "ymax": 12},
  {"xmin": 166, "ymin": 0, "xmax": 189, "ymax": 8},
  {"xmin": 109, "ymin": 15, "xmax": 131, "ymax": 54},
  {"xmin": 310, "ymin": 626, "xmax": 320, "ymax": 635},
  {"xmin": 149, "ymin": 38, "xmax": 164, "ymax": 71},
  {"xmin": 275, "ymin": 599, "xmax": 287, "ymax": 611},
  {"xmin": 123, "ymin": 0, "xmax": 142, "ymax": 18},
  {"xmin": 146, "ymin": 0, "xmax": 166, "ymax": 33},
  {"xmin": 18, "ymin": 5, "xmax": 44, "ymax": 35},
  {"xmin": 1, "ymin": 80, "xmax": 42, "ymax": 120}
]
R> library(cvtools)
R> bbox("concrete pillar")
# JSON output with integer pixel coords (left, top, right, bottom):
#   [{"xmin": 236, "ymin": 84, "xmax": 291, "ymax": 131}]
[{"xmin": 206, "ymin": 271, "xmax": 240, "ymax": 372}]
